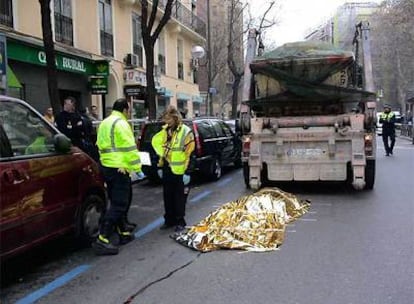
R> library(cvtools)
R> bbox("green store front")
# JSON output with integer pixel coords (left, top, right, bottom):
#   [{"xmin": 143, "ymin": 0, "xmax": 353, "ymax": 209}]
[{"xmin": 4, "ymin": 35, "xmax": 108, "ymax": 114}]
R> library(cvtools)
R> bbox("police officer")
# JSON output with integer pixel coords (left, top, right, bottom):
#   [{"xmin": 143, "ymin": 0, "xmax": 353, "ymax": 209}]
[
  {"xmin": 93, "ymin": 98, "xmax": 144, "ymax": 255},
  {"xmin": 152, "ymin": 106, "xmax": 195, "ymax": 232},
  {"xmin": 379, "ymin": 104, "xmax": 396, "ymax": 156}
]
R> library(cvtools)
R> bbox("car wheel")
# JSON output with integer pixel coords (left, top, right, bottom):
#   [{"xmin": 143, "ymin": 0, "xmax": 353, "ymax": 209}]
[
  {"xmin": 243, "ymin": 162, "xmax": 250, "ymax": 188},
  {"xmin": 76, "ymin": 194, "xmax": 106, "ymax": 244},
  {"xmin": 210, "ymin": 158, "xmax": 222, "ymax": 180},
  {"xmin": 364, "ymin": 160, "xmax": 375, "ymax": 190}
]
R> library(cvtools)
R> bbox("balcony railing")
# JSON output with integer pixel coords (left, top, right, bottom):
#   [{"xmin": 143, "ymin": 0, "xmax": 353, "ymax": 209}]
[
  {"xmin": 100, "ymin": 31, "xmax": 114, "ymax": 57},
  {"xmin": 157, "ymin": 0, "xmax": 206, "ymax": 38},
  {"xmin": 54, "ymin": 13, "xmax": 73, "ymax": 46}
]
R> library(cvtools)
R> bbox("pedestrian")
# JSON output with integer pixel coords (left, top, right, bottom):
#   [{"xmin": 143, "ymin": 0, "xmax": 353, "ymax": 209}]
[
  {"xmin": 43, "ymin": 107, "xmax": 55, "ymax": 124},
  {"xmin": 90, "ymin": 105, "xmax": 99, "ymax": 120},
  {"xmin": 379, "ymin": 104, "xmax": 396, "ymax": 156},
  {"xmin": 151, "ymin": 106, "xmax": 195, "ymax": 232},
  {"xmin": 92, "ymin": 98, "xmax": 145, "ymax": 255},
  {"xmin": 79, "ymin": 108, "xmax": 99, "ymax": 161},
  {"xmin": 55, "ymin": 96, "xmax": 84, "ymax": 148}
]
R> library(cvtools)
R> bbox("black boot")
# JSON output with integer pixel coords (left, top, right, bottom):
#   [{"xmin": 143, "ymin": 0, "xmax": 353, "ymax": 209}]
[
  {"xmin": 116, "ymin": 226, "xmax": 135, "ymax": 245},
  {"xmin": 92, "ymin": 221, "xmax": 119, "ymax": 255},
  {"xmin": 121, "ymin": 217, "xmax": 137, "ymax": 232}
]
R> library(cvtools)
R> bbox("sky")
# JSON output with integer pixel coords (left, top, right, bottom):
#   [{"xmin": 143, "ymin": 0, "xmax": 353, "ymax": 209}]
[{"xmin": 253, "ymin": 0, "xmax": 383, "ymax": 46}]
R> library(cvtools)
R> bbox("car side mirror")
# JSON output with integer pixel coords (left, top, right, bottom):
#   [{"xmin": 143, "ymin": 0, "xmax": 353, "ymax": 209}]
[{"xmin": 53, "ymin": 133, "xmax": 72, "ymax": 153}]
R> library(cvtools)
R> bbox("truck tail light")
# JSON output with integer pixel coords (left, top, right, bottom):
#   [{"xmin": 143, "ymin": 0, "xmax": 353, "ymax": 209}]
[
  {"xmin": 242, "ymin": 137, "xmax": 251, "ymax": 157},
  {"xmin": 364, "ymin": 133, "xmax": 373, "ymax": 156}
]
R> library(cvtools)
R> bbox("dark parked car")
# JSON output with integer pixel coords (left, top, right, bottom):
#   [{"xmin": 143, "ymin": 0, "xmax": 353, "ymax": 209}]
[
  {"xmin": 138, "ymin": 117, "xmax": 242, "ymax": 182},
  {"xmin": 0, "ymin": 96, "xmax": 107, "ymax": 261}
]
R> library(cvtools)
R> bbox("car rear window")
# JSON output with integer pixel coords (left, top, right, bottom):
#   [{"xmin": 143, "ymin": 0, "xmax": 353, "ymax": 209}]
[
  {"xmin": 195, "ymin": 120, "xmax": 215, "ymax": 139},
  {"xmin": 141, "ymin": 123, "xmax": 163, "ymax": 144}
]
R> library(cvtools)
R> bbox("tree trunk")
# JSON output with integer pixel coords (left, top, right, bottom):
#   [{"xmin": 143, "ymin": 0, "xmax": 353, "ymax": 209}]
[
  {"xmin": 231, "ymin": 75, "xmax": 242, "ymax": 118},
  {"xmin": 145, "ymin": 45, "xmax": 156, "ymax": 119},
  {"xmin": 39, "ymin": 0, "xmax": 60, "ymax": 113}
]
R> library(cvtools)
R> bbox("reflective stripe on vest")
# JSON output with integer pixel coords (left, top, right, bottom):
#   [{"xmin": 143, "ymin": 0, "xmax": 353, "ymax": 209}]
[
  {"xmin": 153, "ymin": 124, "xmax": 191, "ymax": 174},
  {"xmin": 99, "ymin": 118, "xmax": 137, "ymax": 154}
]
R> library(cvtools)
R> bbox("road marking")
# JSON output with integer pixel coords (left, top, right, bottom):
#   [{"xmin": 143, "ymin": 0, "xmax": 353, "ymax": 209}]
[
  {"xmin": 134, "ymin": 217, "xmax": 164, "ymax": 238},
  {"xmin": 189, "ymin": 190, "xmax": 212, "ymax": 204},
  {"xmin": 298, "ymin": 218, "xmax": 318, "ymax": 222},
  {"xmin": 15, "ymin": 265, "xmax": 91, "ymax": 304},
  {"xmin": 217, "ymin": 177, "xmax": 232, "ymax": 187}
]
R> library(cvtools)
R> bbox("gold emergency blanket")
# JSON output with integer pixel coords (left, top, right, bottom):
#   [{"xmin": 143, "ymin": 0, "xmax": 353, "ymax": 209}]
[{"xmin": 173, "ymin": 188, "xmax": 310, "ymax": 252}]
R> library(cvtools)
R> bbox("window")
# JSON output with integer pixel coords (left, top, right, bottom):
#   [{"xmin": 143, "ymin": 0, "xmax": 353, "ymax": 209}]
[
  {"xmin": 211, "ymin": 120, "xmax": 225, "ymax": 137},
  {"xmin": 54, "ymin": 0, "xmax": 73, "ymax": 45},
  {"xmin": 99, "ymin": 0, "xmax": 113, "ymax": 56},
  {"xmin": 0, "ymin": 101, "xmax": 55, "ymax": 158},
  {"xmin": 195, "ymin": 120, "xmax": 215, "ymax": 139},
  {"xmin": 0, "ymin": 0, "xmax": 13, "ymax": 27},
  {"xmin": 177, "ymin": 39, "xmax": 184, "ymax": 80},
  {"xmin": 132, "ymin": 13, "xmax": 143, "ymax": 67},
  {"xmin": 158, "ymin": 33, "xmax": 166, "ymax": 75}
]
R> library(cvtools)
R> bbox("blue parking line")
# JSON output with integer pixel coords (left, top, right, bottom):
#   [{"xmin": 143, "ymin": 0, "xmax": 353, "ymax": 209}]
[
  {"xmin": 15, "ymin": 189, "xmax": 213, "ymax": 304},
  {"xmin": 134, "ymin": 217, "xmax": 164, "ymax": 238},
  {"xmin": 189, "ymin": 190, "xmax": 212, "ymax": 204},
  {"xmin": 15, "ymin": 265, "xmax": 91, "ymax": 304},
  {"xmin": 217, "ymin": 177, "xmax": 232, "ymax": 187}
]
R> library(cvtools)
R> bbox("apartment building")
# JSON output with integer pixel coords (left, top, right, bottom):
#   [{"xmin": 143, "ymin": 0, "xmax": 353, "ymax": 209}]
[
  {"xmin": 304, "ymin": 2, "xmax": 378, "ymax": 51},
  {"xmin": 0, "ymin": 0, "xmax": 206, "ymax": 118}
]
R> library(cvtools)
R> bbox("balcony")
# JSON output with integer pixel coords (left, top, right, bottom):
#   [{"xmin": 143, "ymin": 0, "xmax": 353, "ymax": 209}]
[{"xmin": 157, "ymin": 0, "xmax": 206, "ymax": 38}]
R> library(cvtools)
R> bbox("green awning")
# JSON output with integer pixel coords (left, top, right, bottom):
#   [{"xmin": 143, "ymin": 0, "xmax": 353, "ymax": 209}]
[{"xmin": 7, "ymin": 65, "xmax": 22, "ymax": 88}]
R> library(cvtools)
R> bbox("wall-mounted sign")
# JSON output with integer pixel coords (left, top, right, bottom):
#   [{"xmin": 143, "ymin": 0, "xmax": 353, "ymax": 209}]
[
  {"xmin": 124, "ymin": 69, "xmax": 147, "ymax": 86},
  {"xmin": 124, "ymin": 85, "xmax": 146, "ymax": 99},
  {"xmin": 90, "ymin": 76, "xmax": 108, "ymax": 94},
  {"xmin": 95, "ymin": 60, "xmax": 109, "ymax": 76},
  {"xmin": 7, "ymin": 39, "xmax": 98, "ymax": 75}
]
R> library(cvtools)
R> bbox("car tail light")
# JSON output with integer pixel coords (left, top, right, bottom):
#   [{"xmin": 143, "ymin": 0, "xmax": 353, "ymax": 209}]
[
  {"xmin": 242, "ymin": 137, "xmax": 251, "ymax": 157},
  {"xmin": 364, "ymin": 133, "xmax": 373, "ymax": 156},
  {"xmin": 193, "ymin": 123, "xmax": 203, "ymax": 156}
]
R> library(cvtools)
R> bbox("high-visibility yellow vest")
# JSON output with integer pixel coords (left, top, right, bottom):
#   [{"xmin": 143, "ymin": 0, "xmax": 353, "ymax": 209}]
[
  {"xmin": 152, "ymin": 124, "xmax": 192, "ymax": 175},
  {"xmin": 380, "ymin": 112, "xmax": 395, "ymax": 122},
  {"xmin": 97, "ymin": 111, "xmax": 141, "ymax": 172}
]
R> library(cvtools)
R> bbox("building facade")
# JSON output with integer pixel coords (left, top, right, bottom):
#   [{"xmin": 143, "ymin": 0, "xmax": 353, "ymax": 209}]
[
  {"xmin": 196, "ymin": 0, "xmax": 244, "ymax": 118},
  {"xmin": 0, "ymin": 0, "xmax": 206, "ymax": 118}
]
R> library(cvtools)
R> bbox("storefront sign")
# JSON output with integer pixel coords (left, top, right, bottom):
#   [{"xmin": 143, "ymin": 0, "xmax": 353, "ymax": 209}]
[
  {"xmin": 7, "ymin": 39, "xmax": 96, "ymax": 75},
  {"xmin": 94, "ymin": 60, "xmax": 109, "ymax": 76},
  {"xmin": 124, "ymin": 69, "xmax": 147, "ymax": 86},
  {"xmin": 89, "ymin": 76, "xmax": 108, "ymax": 94},
  {"xmin": 124, "ymin": 85, "xmax": 146, "ymax": 99}
]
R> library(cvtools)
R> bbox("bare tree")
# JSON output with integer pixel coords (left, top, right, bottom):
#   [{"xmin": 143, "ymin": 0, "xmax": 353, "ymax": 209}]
[
  {"xmin": 141, "ymin": 0, "xmax": 174, "ymax": 119},
  {"xmin": 227, "ymin": 0, "xmax": 278, "ymax": 118},
  {"xmin": 372, "ymin": 0, "xmax": 414, "ymax": 111},
  {"xmin": 39, "ymin": 0, "xmax": 60, "ymax": 114}
]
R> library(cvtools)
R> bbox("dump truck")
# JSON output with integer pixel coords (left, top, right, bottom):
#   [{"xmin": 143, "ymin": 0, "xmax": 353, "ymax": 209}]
[{"xmin": 240, "ymin": 22, "xmax": 377, "ymax": 190}]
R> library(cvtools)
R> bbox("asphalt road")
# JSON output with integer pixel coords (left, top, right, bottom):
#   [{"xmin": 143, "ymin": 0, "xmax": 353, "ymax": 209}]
[{"xmin": 1, "ymin": 137, "xmax": 413, "ymax": 304}]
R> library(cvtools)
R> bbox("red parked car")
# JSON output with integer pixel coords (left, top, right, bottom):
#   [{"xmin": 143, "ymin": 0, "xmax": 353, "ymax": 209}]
[{"xmin": 0, "ymin": 96, "xmax": 107, "ymax": 261}]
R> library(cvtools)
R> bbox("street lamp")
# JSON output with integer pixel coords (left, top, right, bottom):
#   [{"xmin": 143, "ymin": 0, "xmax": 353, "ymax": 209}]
[{"xmin": 191, "ymin": 45, "xmax": 211, "ymax": 115}]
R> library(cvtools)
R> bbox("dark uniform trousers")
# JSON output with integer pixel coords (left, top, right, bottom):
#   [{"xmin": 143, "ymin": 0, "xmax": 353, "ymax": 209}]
[
  {"xmin": 162, "ymin": 164, "xmax": 186, "ymax": 227},
  {"xmin": 382, "ymin": 129, "xmax": 396, "ymax": 154},
  {"xmin": 101, "ymin": 166, "xmax": 132, "ymax": 230}
]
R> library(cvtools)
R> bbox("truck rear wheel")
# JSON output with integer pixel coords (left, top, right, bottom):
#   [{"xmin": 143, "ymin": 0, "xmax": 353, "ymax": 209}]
[
  {"xmin": 242, "ymin": 162, "xmax": 250, "ymax": 188},
  {"xmin": 364, "ymin": 160, "xmax": 375, "ymax": 190}
]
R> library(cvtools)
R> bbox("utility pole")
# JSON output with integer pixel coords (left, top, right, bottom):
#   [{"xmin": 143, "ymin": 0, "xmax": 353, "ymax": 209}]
[{"xmin": 207, "ymin": 0, "xmax": 213, "ymax": 116}]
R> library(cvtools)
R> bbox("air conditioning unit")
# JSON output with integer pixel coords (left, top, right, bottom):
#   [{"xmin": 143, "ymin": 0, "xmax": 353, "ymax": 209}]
[{"xmin": 125, "ymin": 53, "xmax": 140, "ymax": 68}]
